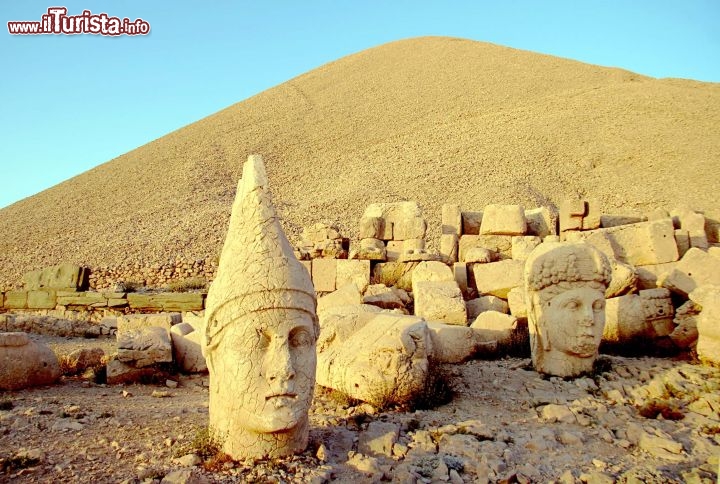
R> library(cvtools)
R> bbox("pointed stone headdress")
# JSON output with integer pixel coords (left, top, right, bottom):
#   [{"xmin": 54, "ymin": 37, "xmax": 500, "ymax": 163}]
[{"xmin": 204, "ymin": 154, "xmax": 317, "ymax": 353}]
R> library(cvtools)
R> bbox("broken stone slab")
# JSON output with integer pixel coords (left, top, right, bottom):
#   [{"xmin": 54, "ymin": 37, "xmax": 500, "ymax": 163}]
[
  {"xmin": 480, "ymin": 204, "xmax": 526, "ymax": 235},
  {"xmin": 440, "ymin": 233, "xmax": 459, "ymax": 264},
  {"xmin": 371, "ymin": 262, "xmax": 417, "ymax": 291},
  {"xmin": 105, "ymin": 358, "xmax": 160, "ymax": 385},
  {"xmin": 399, "ymin": 248, "xmax": 440, "ymax": 263},
  {"xmin": 24, "ymin": 264, "xmax": 89, "ymax": 291},
  {"xmin": 459, "ymin": 234, "xmax": 512, "ymax": 262},
  {"xmin": 117, "ymin": 312, "xmax": 182, "ymax": 332},
  {"xmin": 27, "ymin": 289, "xmax": 57, "ymax": 309},
  {"xmin": 427, "ymin": 322, "xmax": 497, "ymax": 363},
  {"xmin": 317, "ymin": 283, "xmax": 363, "ymax": 315},
  {"xmin": 453, "ymin": 263, "xmax": 468, "ymax": 296},
  {"xmin": 507, "ymin": 287, "xmax": 527, "ymax": 319},
  {"xmin": 690, "ymin": 285, "xmax": 720, "ymax": 367},
  {"xmin": 674, "ymin": 229, "xmax": 691, "ymax": 258},
  {"xmin": 359, "ymin": 421, "xmax": 401, "ymax": 458},
  {"xmin": 352, "ymin": 238, "xmax": 387, "ymax": 261},
  {"xmin": 670, "ymin": 300, "xmax": 700, "ymax": 349},
  {"xmin": 414, "ymin": 281, "xmax": 467, "ymax": 325},
  {"xmin": 386, "ymin": 240, "xmax": 403, "ymax": 261},
  {"xmin": 466, "ymin": 296, "xmax": 509, "ymax": 320},
  {"xmin": 411, "ymin": 261, "xmax": 454, "ymax": 292},
  {"xmin": 635, "ymin": 262, "xmax": 679, "ymax": 290},
  {"xmin": 600, "ymin": 214, "xmax": 645, "ymax": 228},
  {"xmin": 301, "ymin": 222, "xmax": 341, "ymax": 243},
  {"xmin": 511, "ymin": 236, "xmax": 541, "ymax": 261},
  {"xmin": 117, "ymin": 326, "xmax": 173, "ymax": 367},
  {"xmin": 472, "ymin": 259, "xmax": 524, "ymax": 298},
  {"xmin": 336, "ymin": 259, "xmax": 370, "ymax": 293},
  {"xmin": 525, "ymin": 207, "xmax": 557, "ymax": 238},
  {"xmin": 317, "ymin": 312, "xmax": 432, "ymax": 406},
  {"xmin": 363, "ymin": 284, "xmax": 406, "ymax": 310},
  {"xmin": 441, "ymin": 203, "xmax": 462, "ymax": 236},
  {"xmin": 658, "ymin": 248, "xmax": 720, "ymax": 297},
  {"xmin": 170, "ymin": 321, "xmax": 207, "ymax": 373},
  {"xmin": 464, "ymin": 247, "xmax": 493, "ymax": 263},
  {"xmin": 359, "ymin": 216, "xmax": 385, "ymax": 240},
  {"xmin": 363, "ymin": 201, "xmax": 426, "ymax": 241},
  {"xmin": 462, "ymin": 211, "xmax": 483, "ymax": 235},
  {"xmin": 603, "ymin": 289, "xmax": 674, "ymax": 344},
  {"xmin": 470, "ymin": 311, "xmax": 517, "ymax": 345},
  {"xmin": 127, "ymin": 293, "xmax": 204, "ymax": 312},
  {"xmin": 4, "ymin": 291, "xmax": 28, "ymax": 309},
  {"xmin": 559, "ymin": 199, "xmax": 586, "ymax": 232},
  {"xmin": 56, "ymin": 291, "xmax": 108, "ymax": 308},
  {"xmin": 0, "ymin": 332, "xmax": 61, "ymax": 390},
  {"xmin": 312, "ymin": 258, "xmax": 337, "ymax": 293},
  {"xmin": 605, "ymin": 259, "xmax": 638, "ymax": 298}
]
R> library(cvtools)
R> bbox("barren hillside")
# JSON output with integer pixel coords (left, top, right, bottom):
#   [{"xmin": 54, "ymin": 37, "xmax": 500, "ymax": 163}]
[{"xmin": 1, "ymin": 36, "xmax": 719, "ymax": 286}]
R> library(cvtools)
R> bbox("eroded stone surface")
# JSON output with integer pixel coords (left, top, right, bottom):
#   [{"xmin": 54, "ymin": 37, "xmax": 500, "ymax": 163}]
[
  {"xmin": 690, "ymin": 285, "xmax": 720, "ymax": 367},
  {"xmin": 202, "ymin": 155, "xmax": 318, "ymax": 459},
  {"xmin": 524, "ymin": 242, "xmax": 611, "ymax": 377},
  {"xmin": 0, "ymin": 332, "xmax": 61, "ymax": 390}
]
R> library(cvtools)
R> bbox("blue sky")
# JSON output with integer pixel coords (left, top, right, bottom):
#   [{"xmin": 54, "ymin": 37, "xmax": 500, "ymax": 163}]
[{"xmin": 2, "ymin": 1, "xmax": 719, "ymax": 209}]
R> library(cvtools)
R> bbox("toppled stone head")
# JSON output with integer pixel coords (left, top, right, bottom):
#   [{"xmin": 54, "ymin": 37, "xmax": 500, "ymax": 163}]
[
  {"xmin": 203, "ymin": 155, "xmax": 318, "ymax": 459},
  {"xmin": 524, "ymin": 242, "xmax": 611, "ymax": 377}
]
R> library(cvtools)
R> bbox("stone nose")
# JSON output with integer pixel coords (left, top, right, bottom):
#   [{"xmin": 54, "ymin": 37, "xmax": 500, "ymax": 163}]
[{"xmin": 262, "ymin": 340, "xmax": 296, "ymax": 384}]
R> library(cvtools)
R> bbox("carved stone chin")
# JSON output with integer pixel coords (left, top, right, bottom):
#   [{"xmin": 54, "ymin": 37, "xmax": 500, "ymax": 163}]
[
  {"xmin": 203, "ymin": 155, "xmax": 317, "ymax": 459},
  {"xmin": 524, "ymin": 242, "xmax": 611, "ymax": 378}
]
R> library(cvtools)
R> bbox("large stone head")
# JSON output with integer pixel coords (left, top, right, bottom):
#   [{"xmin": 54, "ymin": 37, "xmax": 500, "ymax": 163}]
[
  {"xmin": 524, "ymin": 242, "xmax": 611, "ymax": 377},
  {"xmin": 203, "ymin": 155, "xmax": 318, "ymax": 459}
]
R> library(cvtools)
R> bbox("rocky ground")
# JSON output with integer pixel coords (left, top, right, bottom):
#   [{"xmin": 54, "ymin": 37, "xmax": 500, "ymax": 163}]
[{"xmin": 0, "ymin": 335, "xmax": 718, "ymax": 483}]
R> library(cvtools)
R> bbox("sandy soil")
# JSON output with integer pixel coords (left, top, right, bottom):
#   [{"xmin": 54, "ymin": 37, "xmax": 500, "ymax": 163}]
[{"xmin": 0, "ymin": 335, "xmax": 718, "ymax": 483}]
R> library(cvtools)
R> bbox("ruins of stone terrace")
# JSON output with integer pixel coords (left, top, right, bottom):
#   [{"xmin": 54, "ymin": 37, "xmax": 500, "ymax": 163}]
[{"xmin": 1, "ymin": 199, "xmax": 718, "ymax": 369}]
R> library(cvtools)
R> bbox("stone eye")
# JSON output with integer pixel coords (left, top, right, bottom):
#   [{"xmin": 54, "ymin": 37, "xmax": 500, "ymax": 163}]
[
  {"xmin": 290, "ymin": 328, "xmax": 312, "ymax": 348},
  {"xmin": 593, "ymin": 300, "xmax": 605, "ymax": 311},
  {"xmin": 564, "ymin": 300, "xmax": 579, "ymax": 310}
]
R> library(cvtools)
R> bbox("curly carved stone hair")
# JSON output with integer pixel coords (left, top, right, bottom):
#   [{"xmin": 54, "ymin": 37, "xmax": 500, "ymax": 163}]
[{"xmin": 524, "ymin": 242, "xmax": 612, "ymax": 293}]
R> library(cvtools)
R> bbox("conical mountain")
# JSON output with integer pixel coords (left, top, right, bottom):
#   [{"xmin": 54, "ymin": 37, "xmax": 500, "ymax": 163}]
[{"xmin": 1, "ymin": 36, "xmax": 719, "ymax": 287}]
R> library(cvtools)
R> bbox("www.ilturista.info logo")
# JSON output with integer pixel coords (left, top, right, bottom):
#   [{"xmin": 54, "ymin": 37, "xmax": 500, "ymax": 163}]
[{"xmin": 8, "ymin": 7, "xmax": 150, "ymax": 36}]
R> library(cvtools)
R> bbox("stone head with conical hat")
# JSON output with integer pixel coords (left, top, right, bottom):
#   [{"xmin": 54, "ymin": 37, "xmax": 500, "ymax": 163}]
[
  {"xmin": 524, "ymin": 241, "xmax": 611, "ymax": 378},
  {"xmin": 203, "ymin": 154, "xmax": 318, "ymax": 459}
]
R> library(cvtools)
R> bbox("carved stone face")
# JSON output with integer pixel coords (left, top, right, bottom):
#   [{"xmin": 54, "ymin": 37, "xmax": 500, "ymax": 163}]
[
  {"xmin": 209, "ymin": 308, "xmax": 316, "ymax": 434},
  {"xmin": 537, "ymin": 286, "xmax": 606, "ymax": 358}
]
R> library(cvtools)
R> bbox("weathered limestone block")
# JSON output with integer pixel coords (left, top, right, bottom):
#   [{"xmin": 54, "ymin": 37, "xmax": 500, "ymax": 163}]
[
  {"xmin": 301, "ymin": 222, "xmax": 341, "ymax": 244},
  {"xmin": 440, "ymin": 234, "xmax": 458, "ymax": 264},
  {"xmin": 26, "ymin": 290, "xmax": 57, "ymax": 309},
  {"xmin": 359, "ymin": 216, "xmax": 385, "ymax": 240},
  {"xmin": 410, "ymin": 261, "xmax": 454, "ymax": 292},
  {"xmin": 512, "ymin": 236, "xmax": 542, "ymax": 261},
  {"xmin": 105, "ymin": 358, "xmax": 159, "ymax": 385},
  {"xmin": 402, "ymin": 239, "xmax": 425, "ymax": 252},
  {"xmin": 462, "ymin": 211, "xmax": 483, "ymax": 235},
  {"xmin": 202, "ymin": 155, "xmax": 318, "ymax": 459},
  {"xmin": 363, "ymin": 284, "xmax": 406, "ymax": 310},
  {"xmin": 413, "ymin": 281, "xmax": 467, "ymax": 326},
  {"xmin": 459, "ymin": 234, "xmax": 512, "ymax": 262},
  {"xmin": 470, "ymin": 311, "xmax": 517, "ymax": 344},
  {"xmin": 472, "ymin": 260, "xmax": 524, "ymax": 298},
  {"xmin": 466, "ymin": 296, "xmax": 509, "ymax": 320},
  {"xmin": 635, "ymin": 262, "xmax": 679, "ymax": 290},
  {"xmin": 689, "ymin": 285, "xmax": 720, "ymax": 367},
  {"xmin": 600, "ymin": 214, "xmax": 645, "ymax": 228},
  {"xmin": 603, "ymin": 289, "xmax": 674, "ymax": 344},
  {"xmin": 427, "ymin": 322, "xmax": 494, "ymax": 363},
  {"xmin": 317, "ymin": 313, "xmax": 431, "ymax": 406},
  {"xmin": 659, "ymin": 248, "xmax": 720, "ymax": 297},
  {"xmin": 582, "ymin": 199, "xmax": 602, "ymax": 230},
  {"xmin": 56, "ymin": 291, "xmax": 107, "ymax": 308},
  {"xmin": 606, "ymin": 259, "xmax": 638, "ymax": 298},
  {"xmin": 674, "ymin": 230, "xmax": 691, "ymax": 258},
  {"xmin": 442, "ymin": 204, "xmax": 462, "ymax": 235},
  {"xmin": 352, "ymin": 238, "xmax": 387, "ymax": 261},
  {"xmin": 27, "ymin": 264, "xmax": 88, "ymax": 291},
  {"xmin": 670, "ymin": 300, "xmax": 700, "ymax": 349},
  {"xmin": 525, "ymin": 242, "xmax": 611, "ymax": 378},
  {"xmin": 0, "ymin": 332, "xmax": 61, "ymax": 390},
  {"xmin": 171, "ymin": 321, "xmax": 207, "ymax": 373},
  {"xmin": 565, "ymin": 230, "xmax": 616, "ymax": 261},
  {"xmin": 559, "ymin": 200, "xmax": 586, "ymax": 232},
  {"xmin": 569, "ymin": 219, "xmax": 679, "ymax": 266},
  {"xmin": 336, "ymin": 260, "xmax": 370, "ymax": 293},
  {"xmin": 507, "ymin": 287, "xmax": 527, "ymax": 319},
  {"xmin": 317, "ymin": 283, "xmax": 363, "ymax": 315},
  {"xmin": 398, "ymin": 249, "xmax": 439, "ymax": 263},
  {"xmin": 371, "ymin": 262, "xmax": 416, "ymax": 292},
  {"xmin": 480, "ymin": 204, "xmax": 526, "ymax": 236},
  {"xmin": 4, "ymin": 291, "xmax": 28, "ymax": 309},
  {"xmin": 363, "ymin": 201, "xmax": 424, "ymax": 241},
  {"xmin": 63, "ymin": 348, "xmax": 104, "ymax": 374},
  {"xmin": 312, "ymin": 258, "xmax": 337, "ymax": 293},
  {"xmin": 118, "ymin": 312, "xmax": 181, "ymax": 332},
  {"xmin": 126, "ymin": 293, "xmax": 204, "ymax": 312},
  {"xmin": 107, "ymin": 298, "xmax": 128, "ymax": 308},
  {"xmin": 386, "ymin": 241, "xmax": 403, "ymax": 262},
  {"xmin": 464, "ymin": 247, "xmax": 493, "ymax": 264},
  {"xmin": 117, "ymin": 326, "xmax": 173, "ymax": 367},
  {"xmin": 453, "ymin": 263, "xmax": 468, "ymax": 295},
  {"xmin": 525, "ymin": 207, "xmax": 557, "ymax": 238},
  {"xmin": 359, "ymin": 421, "xmax": 401, "ymax": 458}
]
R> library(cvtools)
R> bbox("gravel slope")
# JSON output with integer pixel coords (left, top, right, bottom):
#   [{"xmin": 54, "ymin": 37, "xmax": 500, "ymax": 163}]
[{"xmin": 1, "ymin": 36, "xmax": 719, "ymax": 287}]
